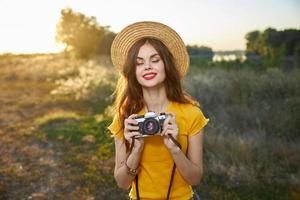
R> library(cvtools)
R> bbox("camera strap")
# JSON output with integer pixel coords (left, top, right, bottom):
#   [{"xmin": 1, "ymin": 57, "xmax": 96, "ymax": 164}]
[{"xmin": 132, "ymin": 135, "xmax": 182, "ymax": 200}]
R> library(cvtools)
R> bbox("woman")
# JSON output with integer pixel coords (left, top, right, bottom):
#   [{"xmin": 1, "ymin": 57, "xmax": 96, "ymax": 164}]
[{"xmin": 108, "ymin": 21, "xmax": 209, "ymax": 200}]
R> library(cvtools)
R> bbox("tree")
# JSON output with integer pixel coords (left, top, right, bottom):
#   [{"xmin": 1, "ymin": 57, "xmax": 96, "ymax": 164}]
[
  {"xmin": 282, "ymin": 29, "xmax": 300, "ymax": 56},
  {"xmin": 56, "ymin": 8, "xmax": 115, "ymax": 59},
  {"xmin": 96, "ymin": 29, "xmax": 116, "ymax": 55},
  {"xmin": 187, "ymin": 45, "xmax": 214, "ymax": 68},
  {"xmin": 245, "ymin": 28, "xmax": 300, "ymax": 57},
  {"xmin": 245, "ymin": 28, "xmax": 300, "ymax": 67},
  {"xmin": 245, "ymin": 30, "xmax": 260, "ymax": 54},
  {"xmin": 187, "ymin": 45, "xmax": 214, "ymax": 58}
]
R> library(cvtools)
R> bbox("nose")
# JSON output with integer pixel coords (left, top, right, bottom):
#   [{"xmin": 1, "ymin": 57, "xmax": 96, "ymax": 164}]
[
  {"xmin": 144, "ymin": 61, "xmax": 152, "ymax": 70},
  {"xmin": 145, "ymin": 65, "xmax": 152, "ymax": 70}
]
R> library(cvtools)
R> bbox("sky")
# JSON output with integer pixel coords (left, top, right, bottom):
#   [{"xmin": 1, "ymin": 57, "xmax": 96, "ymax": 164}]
[{"xmin": 0, "ymin": 0, "xmax": 299, "ymax": 54}]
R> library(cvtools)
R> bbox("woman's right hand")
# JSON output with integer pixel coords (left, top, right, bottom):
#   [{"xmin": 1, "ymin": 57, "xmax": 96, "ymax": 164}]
[{"xmin": 124, "ymin": 114, "xmax": 144, "ymax": 153}]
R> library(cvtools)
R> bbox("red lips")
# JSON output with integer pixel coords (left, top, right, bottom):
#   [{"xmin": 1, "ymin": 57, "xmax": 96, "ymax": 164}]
[{"xmin": 143, "ymin": 72, "xmax": 157, "ymax": 80}]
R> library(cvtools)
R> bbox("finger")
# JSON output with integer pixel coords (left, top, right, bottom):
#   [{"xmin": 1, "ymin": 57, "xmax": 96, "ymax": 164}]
[
  {"xmin": 164, "ymin": 129, "xmax": 178, "ymax": 138},
  {"xmin": 125, "ymin": 131, "xmax": 141, "ymax": 141},
  {"xmin": 168, "ymin": 113, "xmax": 176, "ymax": 124},
  {"xmin": 161, "ymin": 123, "xmax": 173, "ymax": 136},
  {"xmin": 168, "ymin": 124, "xmax": 178, "ymax": 130},
  {"xmin": 161, "ymin": 121, "xmax": 168, "ymax": 136},
  {"xmin": 166, "ymin": 115, "xmax": 175, "ymax": 125},
  {"xmin": 134, "ymin": 134, "xmax": 144, "ymax": 139},
  {"xmin": 162, "ymin": 124, "xmax": 171, "ymax": 133},
  {"xmin": 130, "ymin": 131, "xmax": 142, "ymax": 137},
  {"xmin": 164, "ymin": 132, "xmax": 181, "ymax": 148},
  {"xmin": 162, "ymin": 123, "xmax": 178, "ymax": 133},
  {"xmin": 163, "ymin": 115, "xmax": 171, "ymax": 128},
  {"xmin": 125, "ymin": 124, "xmax": 139, "ymax": 131},
  {"xmin": 125, "ymin": 118, "xmax": 138, "ymax": 126},
  {"xmin": 163, "ymin": 127, "xmax": 177, "ymax": 136},
  {"xmin": 128, "ymin": 114, "xmax": 139, "ymax": 119}
]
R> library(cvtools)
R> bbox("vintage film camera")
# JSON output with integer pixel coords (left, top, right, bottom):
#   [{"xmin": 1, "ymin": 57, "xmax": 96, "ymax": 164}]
[{"xmin": 134, "ymin": 112, "xmax": 166, "ymax": 137}]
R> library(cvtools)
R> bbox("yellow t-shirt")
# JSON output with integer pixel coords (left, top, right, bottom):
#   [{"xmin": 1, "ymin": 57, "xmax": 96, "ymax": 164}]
[{"xmin": 108, "ymin": 101, "xmax": 209, "ymax": 200}]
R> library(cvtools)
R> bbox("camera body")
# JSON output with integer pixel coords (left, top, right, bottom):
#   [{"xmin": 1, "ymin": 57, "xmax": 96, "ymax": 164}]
[{"xmin": 134, "ymin": 112, "xmax": 166, "ymax": 137}]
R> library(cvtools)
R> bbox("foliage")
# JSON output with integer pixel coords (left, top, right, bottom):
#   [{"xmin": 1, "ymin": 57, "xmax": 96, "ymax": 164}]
[
  {"xmin": 187, "ymin": 45, "xmax": 214, "ymax": 58},
  {"xmin": 245, "ymin": 28, "xmax": 300, "ymax": 67},
  {"xmin": 196, "ymin": 128, "xmax": 300, "ymax": 200},
  {"xmin": 184, "ymin": 67, "xmax": 300, "ymax": 139},
  {"xmin": 190, "ymin": 56, "xmax": 214, "ymax": 68},
  {"xmin": 56, "ymin": 8, "xmax": 116, "ymax": 59},
  {"xmin": 187, "ymin": 45, "xmax": 214, "ymax": 68},
  {"xmin": 50, "ymin": 59, "xmax": 116, "ymax": 114},
  {"xmin": 0, "ymin": 53, "xmax": 80, "ymax": 82},
  {"xmin": 184, "ymin": 67, "xmax": 300, "ymax": 199},
  {"xmin": 2, "ymin": 53, "xmax": 300, "ymax": 199}
]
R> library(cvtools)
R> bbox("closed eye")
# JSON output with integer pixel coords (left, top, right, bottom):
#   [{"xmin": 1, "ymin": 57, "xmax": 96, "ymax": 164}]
[
  {"xmin": 136, "ymin": 58, "xmax": 144, "ymax": 66},
  {"xmin": 136, "ymin": 61, "xmax": 144, "ymax": 66}
]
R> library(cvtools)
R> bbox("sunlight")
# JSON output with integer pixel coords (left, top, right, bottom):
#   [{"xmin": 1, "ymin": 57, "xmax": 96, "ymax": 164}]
[
  {"xmin": 0, "ymin": 31, "xmax": 65, "ymax": 54},
  {"xmin": 0, "ymin": 0, "xmax": 299, "ymax": 53},
  {"xmin": 0, "ymin": 0, "xmax": 65, "ymax": 54}
]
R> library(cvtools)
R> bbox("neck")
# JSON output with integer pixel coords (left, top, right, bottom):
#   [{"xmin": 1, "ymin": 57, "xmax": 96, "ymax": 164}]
[{"xmin": 142, "ymin": 86, "xmax": 169, "ymax": 115}]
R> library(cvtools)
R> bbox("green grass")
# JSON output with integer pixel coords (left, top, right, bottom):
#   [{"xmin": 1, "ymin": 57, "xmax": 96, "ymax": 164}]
[
  {"xmin": 37, "ymin": 112, "xmax": 113, "ymax": 147},
  {"xmin": 36, "ymin": 111, "xmax": 127, "ymax": 199},
  {"xmin": 2, "ymin": 53, "xmax": 299, "ymax": 199}
]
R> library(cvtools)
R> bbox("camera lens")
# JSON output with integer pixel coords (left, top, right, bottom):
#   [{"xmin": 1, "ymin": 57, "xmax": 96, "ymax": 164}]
[
  {"xmin": 146, "ymin": 121, "xmax": 155, "ymax": 131},
  {"xmin": 142, "ymin": 118, "xmax": 159, "ymax": 135}
]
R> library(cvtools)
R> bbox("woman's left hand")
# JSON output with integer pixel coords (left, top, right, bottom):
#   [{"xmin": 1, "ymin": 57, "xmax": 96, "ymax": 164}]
[{"xmin": 161, "ymin": 113, "xmax": 179, "ymax": 150}]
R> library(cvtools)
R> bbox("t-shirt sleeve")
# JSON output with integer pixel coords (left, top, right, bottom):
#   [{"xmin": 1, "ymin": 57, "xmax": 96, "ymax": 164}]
[
  {"xmin": 188, "ymin": 106, "xmax": 209, "ymax": 136},
  {"xmin": 107, "ymin": 113, "xmax": 124, "ymax": 140}
]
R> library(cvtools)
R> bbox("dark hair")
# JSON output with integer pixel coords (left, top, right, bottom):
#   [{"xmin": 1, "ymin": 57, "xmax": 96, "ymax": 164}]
[{"xmin": 113, "ymin": 37, "xmax": 198, "ymax": 130}]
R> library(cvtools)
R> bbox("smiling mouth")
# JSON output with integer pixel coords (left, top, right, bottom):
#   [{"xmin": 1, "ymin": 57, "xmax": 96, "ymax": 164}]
[{"xmin": 143, "ymin": 73, "xmax": 157, "ymax": 80}]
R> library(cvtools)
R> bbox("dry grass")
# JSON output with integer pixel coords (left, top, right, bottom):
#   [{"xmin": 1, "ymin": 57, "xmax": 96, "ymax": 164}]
[
  {"xmin": 1, "ymin": 54, "xmax": 299, "ymax": 199},
  {"xmin": 0, "ymin": 53, "xmax": 122, "ymax": 200},
  {"xmin": 185, "ymin": 67, "xmax": 300, "ymax": 199}
]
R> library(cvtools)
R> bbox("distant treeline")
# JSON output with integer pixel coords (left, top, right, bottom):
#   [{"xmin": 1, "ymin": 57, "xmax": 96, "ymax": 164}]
[
  {"xmin": 56, "ymin": 8, "xmax": 217, "ymax": 60},
  {"xmin": 187, "ymin": 45, "xmax": 214, "ymax": 58},
  {"xmin": 245, "ymin": 28, "xmax": 300, "ymax": 65},
  {"xmin": 246, "ymin": 28, "xmax": 300, "ymax": 57},
  {"xmin": 56, "ymin": 7, "xmax": 300, "ymax": 69}
]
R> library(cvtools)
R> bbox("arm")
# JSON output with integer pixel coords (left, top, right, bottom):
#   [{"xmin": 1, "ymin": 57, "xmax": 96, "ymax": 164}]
[
  {"xmin": 161, "ymin": 114, "xmax": 204, "ymax": 185},
  {"xmin": 113, "ymin": 114, "xmax": 144, "ymax": 189},
  {"xmin": 114, "ymin": 137, "xmax": 143, "ymax": 189},
  {"xmin": 169, "ymin": 130, "xmax": 204, "ymax": 185}
]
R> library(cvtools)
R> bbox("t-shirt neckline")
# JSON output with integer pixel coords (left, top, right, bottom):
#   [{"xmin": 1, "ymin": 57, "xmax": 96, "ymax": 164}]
[{"xmin": 140, "ymin": 101, "xmax": 173, "ymax": 115}]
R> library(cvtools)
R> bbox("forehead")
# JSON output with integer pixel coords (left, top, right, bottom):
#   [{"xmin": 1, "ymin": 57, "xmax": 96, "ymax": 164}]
[{"xmin": 137, "ymin": 42, "xmax": 159, "ymax": 58}]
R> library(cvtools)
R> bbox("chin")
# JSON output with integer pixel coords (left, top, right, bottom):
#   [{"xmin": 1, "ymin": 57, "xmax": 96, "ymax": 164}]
[{"xmin": 141, "ymin": 81, "xmax": 164, "ymax": 89}]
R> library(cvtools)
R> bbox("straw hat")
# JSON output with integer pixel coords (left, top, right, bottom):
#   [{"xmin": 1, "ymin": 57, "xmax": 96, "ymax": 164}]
[{"xmin": 111, "ymin": 21, "xmax": 189, "ymax": 78}]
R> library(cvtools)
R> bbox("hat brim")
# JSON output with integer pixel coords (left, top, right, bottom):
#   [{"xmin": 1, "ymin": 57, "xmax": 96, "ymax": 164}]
[{"xmin": 111, "ymin": 21, "xmax": 189, "ymax": 78}]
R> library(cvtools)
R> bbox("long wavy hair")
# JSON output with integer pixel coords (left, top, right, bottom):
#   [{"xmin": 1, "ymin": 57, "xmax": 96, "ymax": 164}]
[{"xmin": 112, "ymin": 37, "xmax": 198, "ymax": 129}]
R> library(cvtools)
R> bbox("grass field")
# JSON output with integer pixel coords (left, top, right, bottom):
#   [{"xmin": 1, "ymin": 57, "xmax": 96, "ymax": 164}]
[{"xmin": 0, "ymin": 53, "xmax": 299, "ymax": 200}]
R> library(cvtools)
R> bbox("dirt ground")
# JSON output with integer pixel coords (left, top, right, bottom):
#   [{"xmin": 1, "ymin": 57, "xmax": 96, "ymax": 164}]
[{"xmin": 0, "ymin": 79, "xmax": 98, "ymax": 200}]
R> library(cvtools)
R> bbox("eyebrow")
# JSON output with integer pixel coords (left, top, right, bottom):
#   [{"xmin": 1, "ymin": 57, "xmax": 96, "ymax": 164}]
[{"xmin": 136, "ymin": 53, "xmax": 160, "ymax": 60}]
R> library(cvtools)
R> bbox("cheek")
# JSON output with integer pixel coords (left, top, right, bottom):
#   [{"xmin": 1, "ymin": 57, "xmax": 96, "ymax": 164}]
[
  {"xmin": 158, "ymin": 64, "xmax": 166, "ymax": 79},
  {"xmin": 135, "ymin": 66, "xmax": 139, "ymax": 76},
  {"xmin": 135, "ymin": 67, "xmax": 143, "ymax": 83}
]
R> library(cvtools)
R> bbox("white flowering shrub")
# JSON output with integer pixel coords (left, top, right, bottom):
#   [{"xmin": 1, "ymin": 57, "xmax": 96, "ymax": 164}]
[{"xmin": 51, "ymin": 59, "xmax": 117, "ymax": 113}]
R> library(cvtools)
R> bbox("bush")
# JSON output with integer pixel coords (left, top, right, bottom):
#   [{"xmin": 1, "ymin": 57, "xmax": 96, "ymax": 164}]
[
  {"xmin": 184, "ymin": 67, "xmax": 300, "ymax": 138},
  {"xmin": 50, "ymin": 59, "xmax": 116, "ymax": 114}
]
